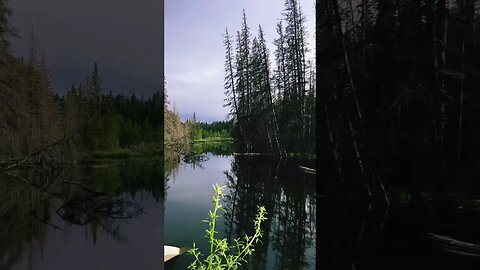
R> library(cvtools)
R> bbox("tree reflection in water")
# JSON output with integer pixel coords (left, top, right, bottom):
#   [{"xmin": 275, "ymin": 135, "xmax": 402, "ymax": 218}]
[
  {"xmin": 223, "ymin": 156, "xmax": 316, "ymax": 270},
  {"xmin": 0, "ymin": 157, "xmax": 163, "ymax": 270}
]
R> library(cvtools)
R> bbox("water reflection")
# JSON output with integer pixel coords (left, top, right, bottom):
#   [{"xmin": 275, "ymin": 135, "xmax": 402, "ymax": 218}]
[
  {"xmin": 0, "ymin": 157, "xmax": 164, "ymax": 270},
  {"xmin": 164, "ymin": 150, "xmax": 316, "ymax": 270},
  {"xmin": 223, "ymin": 156, "xmax": 316, "ymax": 270},
  {"xmin": 191, "ymin": 141, "xmax": 234, "ymax": 157},
  {"xmin": 318, "ymin": 192, "xmax": 480, "ymax": 270}
]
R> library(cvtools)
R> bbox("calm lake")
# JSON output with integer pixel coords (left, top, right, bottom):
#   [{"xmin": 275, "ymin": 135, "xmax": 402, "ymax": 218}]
[
  {"xmin": 164, "ymin": 148, "xmax": 316, "ymax": 270},
  {"xmin": 0, "ymin": 158, "xmax": 164, "ymax": 270},
  {"xmin": 1, "ymin": 148, "xmax": 316, "ymax": 270}
]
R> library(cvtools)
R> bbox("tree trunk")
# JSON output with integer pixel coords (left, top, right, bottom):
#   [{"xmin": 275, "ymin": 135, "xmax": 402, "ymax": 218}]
[
  {"xmin": 457, "ymin": 40, "xmax": 465, "ymax": 162},
  {"xmin": 333, "ymin": 0, "xmax": 363, "ymax": 122},
  {"xmin": 324, "ymin": 100, "xmax": 343, "ymax": 181}
]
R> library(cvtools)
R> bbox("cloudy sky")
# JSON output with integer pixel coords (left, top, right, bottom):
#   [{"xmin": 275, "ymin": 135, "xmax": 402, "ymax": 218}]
[
  {"xmin": 166, "ymin": 0, "xmax": 315, "ymax": 123},
  {"xmin": 9, "ymin": 0, "xmax": 162, "ymax": 96}
]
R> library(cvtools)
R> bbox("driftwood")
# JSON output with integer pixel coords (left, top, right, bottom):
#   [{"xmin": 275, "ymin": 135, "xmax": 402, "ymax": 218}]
[
  {"xmin": 0, "ymin": 135, "xmax": 74, "ymax": 171},
  {"xmin": 428, "ymin": 233, "xmax": 480, "ymax": 257},
  {"xmin": 299, "ymin": 166, "xmax": 316, "ymax": 174}
]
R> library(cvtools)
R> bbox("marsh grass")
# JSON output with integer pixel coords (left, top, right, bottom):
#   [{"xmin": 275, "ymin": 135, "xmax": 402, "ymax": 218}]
[{"xmin": 187, "ymin": 184, "xmax": 267, "ymax": 270}]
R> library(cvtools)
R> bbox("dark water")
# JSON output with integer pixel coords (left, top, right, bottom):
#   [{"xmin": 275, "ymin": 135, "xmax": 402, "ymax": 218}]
[
  {"xmin": 0, "ymin": 158, "xmax": 164, "ymax": 270},
  {"xmin": 318, "ymin": 190, "xmax": 480, "ymax": 270},
  {"xmin": 164, "ymin": 153, "xmax": 316, "ymax": 270}
]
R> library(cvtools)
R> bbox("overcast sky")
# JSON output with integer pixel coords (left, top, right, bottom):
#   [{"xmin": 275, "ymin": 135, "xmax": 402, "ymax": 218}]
[
  {"xmin": 9, "ymin": 0, "xmax": 162, "ymax": 97},
  {"xmin": 166, "ymin": 0, "xmax": 315, "ymax": 123}
]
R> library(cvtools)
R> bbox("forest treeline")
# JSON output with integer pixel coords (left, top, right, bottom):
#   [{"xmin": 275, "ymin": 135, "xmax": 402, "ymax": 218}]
[
  {"xmin": 64, "ymin": 73, "xmax": 163, "ymax": 156},
  {"xmin": 164, "ymin": 79, "xmax": 233, "ymax": 147},
  {"xmin": 0, "ymin": 1, "xmax": 163, "ymax": 162},
  {"xmin": 318, "ymin": 0, "xmax": 480, "ymax": 194},
  {"xmin": 184, "ymin": 116, "xmax": 232, "ymax": 141},
  {"xmin": 223, "ymin": 0, "xmax": 316, "ymax": 155},
  {"xmin": 194, "ymin": 120, "xmax": 232, "ymax": 140}
]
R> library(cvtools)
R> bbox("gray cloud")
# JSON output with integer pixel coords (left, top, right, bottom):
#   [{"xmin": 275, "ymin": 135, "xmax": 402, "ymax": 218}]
[
  {"xmin": 9, "ymin": 0, "xmax": 162, "ymax": 95},
  {"xmin": 165, "ymin": 0, "xmax": 315, "ymax": 123}
]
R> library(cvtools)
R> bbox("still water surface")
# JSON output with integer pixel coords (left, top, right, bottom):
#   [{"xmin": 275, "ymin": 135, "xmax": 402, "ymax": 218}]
[
  {"xmin": 164, "ymin": 153, "xmax": 316, "ymax": 270},
  {"xmin": 1, "ymin": 158, "xmax": 164, "ymax": 270},
  {"xmin": 1, "ymin": 150, "xmax": 315, "ymax": 270}
]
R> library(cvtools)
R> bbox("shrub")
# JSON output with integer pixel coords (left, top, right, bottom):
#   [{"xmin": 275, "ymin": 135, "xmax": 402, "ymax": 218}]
[{"xmin": 187, "ymin": 184, "xmax": 267, "ymax": 270}]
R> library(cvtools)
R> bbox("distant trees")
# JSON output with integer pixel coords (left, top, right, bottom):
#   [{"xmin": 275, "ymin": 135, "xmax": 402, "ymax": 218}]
[
  {"xmin": 184, "ymin": 117, "xmax": 233, "ymax": 141},
  {"xmin": 63, "ymin": 77, "xmax": 164, "ymax": 154},
  {"xmin": 223, "ymin": 0, "xmax": 315, "ymax": 154},
  {"xmin": 184, "ymin": 112, "xmax": 200, "ymax": 140},
  {"xmin": 0, "ymin": 1, "xmax": 166, "ymax": 166},
  {"xmin": 0, "ymin": 8, "xmax": 163, "ymax": 162}
]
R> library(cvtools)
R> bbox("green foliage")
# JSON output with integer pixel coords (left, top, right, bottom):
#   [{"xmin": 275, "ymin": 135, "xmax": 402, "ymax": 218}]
[
  {"xmin": 187, "ymin": 184, "xmax": 267, "ymax": 270},
  {"xmin": 185, "ymin": 119, "xmax": 233, "ymax": 142}
]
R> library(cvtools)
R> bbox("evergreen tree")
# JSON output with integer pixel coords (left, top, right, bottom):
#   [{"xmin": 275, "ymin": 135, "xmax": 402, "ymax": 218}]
[
  {"xmin": 222, "ymin": 1, "xmax": 315, "ymax": 154},
  {"xmin": 83, "ymin": 62, "xmax": 102, "ymax": 151},
  {"xmin": 223, "ymin": 28, "xmax": 245, "ymax": 147}
]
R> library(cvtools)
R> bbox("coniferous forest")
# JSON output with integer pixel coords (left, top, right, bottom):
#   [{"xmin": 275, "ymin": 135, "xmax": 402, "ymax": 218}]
[
  {"xmin": 0, "ymin": 1, "xmax": 163, "ymax": 166},
  {"xmin": 223, "ymin": 0, "xmax": 316, "ymax": 155}
]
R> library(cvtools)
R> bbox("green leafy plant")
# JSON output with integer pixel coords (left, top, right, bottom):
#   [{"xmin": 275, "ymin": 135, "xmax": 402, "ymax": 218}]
[{"xmin": 187, "ymin": 184, "xmax": 267, "ymax": 270}]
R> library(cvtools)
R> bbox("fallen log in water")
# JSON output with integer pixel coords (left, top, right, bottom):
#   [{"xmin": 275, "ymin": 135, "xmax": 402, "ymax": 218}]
[
  {"xmin": 428, "ymin": 233, "xmax": 480, "ymax": 257},
  {"xmin": 299, "ymin": 166, "xmax": 316, "ymax": 174}
]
